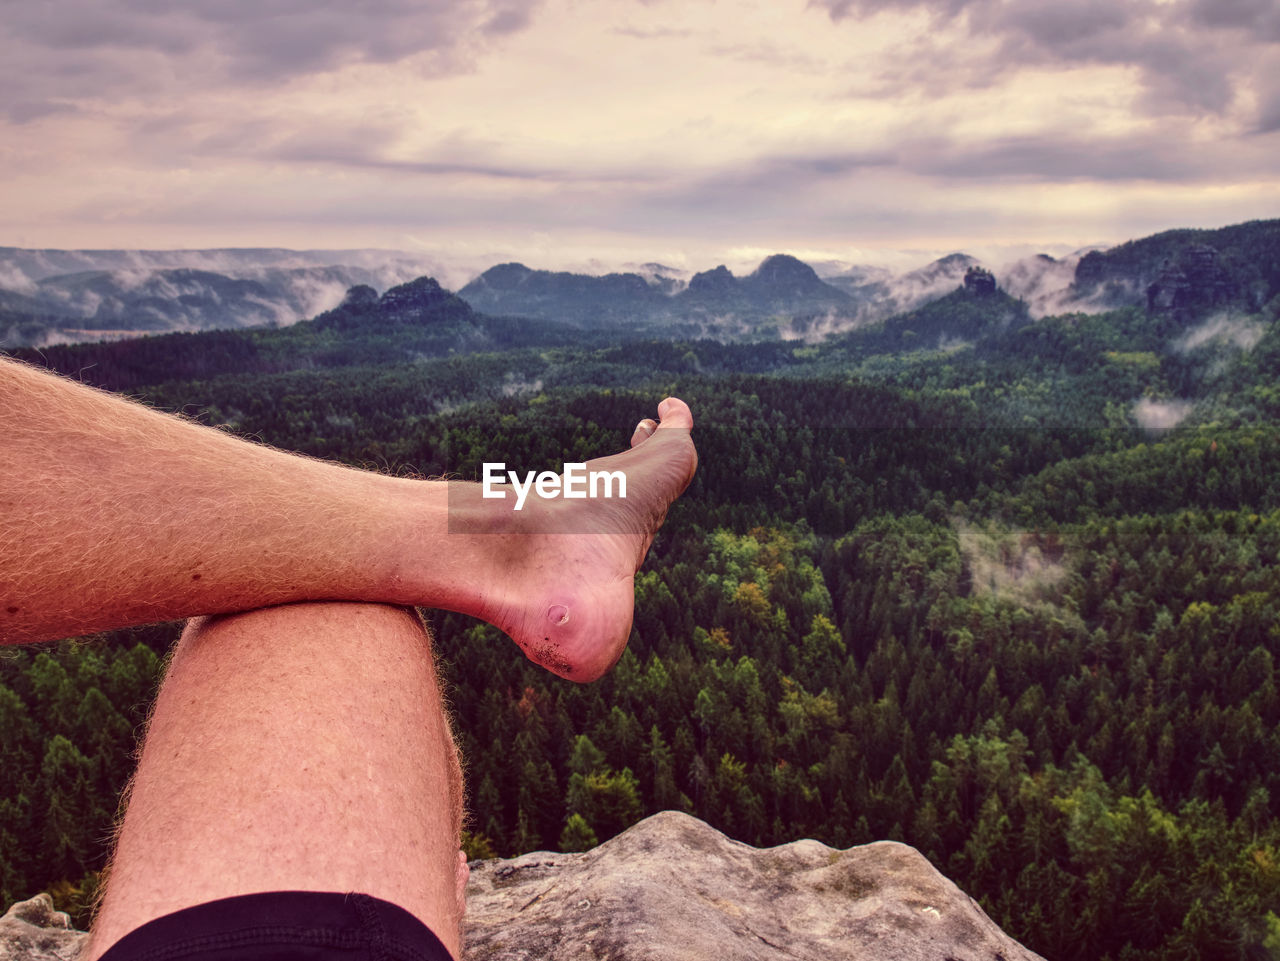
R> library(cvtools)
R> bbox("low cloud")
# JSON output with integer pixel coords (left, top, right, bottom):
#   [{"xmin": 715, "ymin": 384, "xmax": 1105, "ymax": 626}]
[
  {"xmin": 501, "ymin": 376, "xmax": 544, "ymax": 397},
  {"xmin": 878, "ymin": 253, "xmax": 974, "ymax": 305},
  {"xmin": 998, "ymin": 253, "xmax": 1077, "ymax": 316},
  {"xmin": 0, "ymin": 265, "xmax": 38, "ymax": 295},
  {"xmin": 778, "ymin": 308, "xmax": 873, "ymax": 343},
  {"xmin": 786, "ymin": 252, "xmax": 987, "ymax": 339},
  {"xmin": 1174, "ymin": 312, "xmax": 1266, "ymax": 352},
  {"xmin": 996, "ymin": 250, "xmax": 1131, "ymax": 318},
  {"xmin": 1133, "ymin": 398, "xmax": 1193, "ymax": 430},
  {"xmin": 0, "ymin": 251, "xmax": 454, "ymax": 340},
  {"xmin": 955, "ymin": 520, "xmax": 1069, "ymax": 608}
]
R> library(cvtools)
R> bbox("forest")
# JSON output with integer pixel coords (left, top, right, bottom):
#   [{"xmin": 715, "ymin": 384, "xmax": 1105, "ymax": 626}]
[{"xmin": 3, "ymin": 244, "xmax": 1280, "ymax": 960}]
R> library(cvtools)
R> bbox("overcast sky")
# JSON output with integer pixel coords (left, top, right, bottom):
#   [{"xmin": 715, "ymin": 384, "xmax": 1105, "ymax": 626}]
[{"xmin": 2, "ymin": 0, "xmax": 1278, "ymax": 278}]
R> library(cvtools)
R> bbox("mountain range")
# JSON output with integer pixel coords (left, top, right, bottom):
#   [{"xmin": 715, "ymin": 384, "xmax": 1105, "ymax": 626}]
[
  {"xmin": 0, "ymin": 250, "xmax": 436, "ymax": 349},
  {"xmin": 2, "ymin": 219, "xmax": 1278, "ymax": 349}
]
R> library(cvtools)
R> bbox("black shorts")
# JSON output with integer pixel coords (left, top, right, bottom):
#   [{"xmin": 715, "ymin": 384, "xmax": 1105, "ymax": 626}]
[{"xmin": 96, "ymin": 891, "xmax": 455, "ymax": 961}]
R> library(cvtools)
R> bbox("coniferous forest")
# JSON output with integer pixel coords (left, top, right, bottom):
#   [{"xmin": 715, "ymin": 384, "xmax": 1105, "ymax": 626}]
[{"xmin": 5, "ymin": 226, "xmax": 1280, "ymax": 960}]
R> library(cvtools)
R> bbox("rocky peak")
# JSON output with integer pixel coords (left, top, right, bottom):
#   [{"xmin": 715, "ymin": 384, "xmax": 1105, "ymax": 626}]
[
  {"xmin": 1146, "ymin": 243, "xmax": 1234, "ymax": 315},
  {"xmin": 0, "ymin": 894, "xmax": 80, "ymax": 961},
  {"xmin": 964, "ymin": 265, "xmax": 998, "ymax": 295},
  {"xmin": 686, "ymin": 264, "xmax": 737, "ymax": 296},
  {"xmin": 378, "ymin": 276, "xmax": 452, "ymax": 313},
  {"xmin": 749, "ymin": 254, "xmax": 822, "ymax": 290},
  {"xmin": 597, "ymin": 272, "xmax": 654, "ymax": 295},
  {"xmin": 340, "ymin": 284, "xmax": 379, "ymax": 310},
  {"xmin": 312, "ymin": 275, "xmax": 472, "ymax": 331},
  {"xmin": 470, "ymin": 263, "xmax": 534, "ymax": 291}
]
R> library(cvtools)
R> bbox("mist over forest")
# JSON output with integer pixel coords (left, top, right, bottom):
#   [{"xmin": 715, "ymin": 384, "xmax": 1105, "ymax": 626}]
[
  {"xmin": 4, "ymin": 217, "xmax": 1280, "ymax": 960},
  {"xmin": 11, "ymin": 218, "xmax": 1269, "ymax": 351}
]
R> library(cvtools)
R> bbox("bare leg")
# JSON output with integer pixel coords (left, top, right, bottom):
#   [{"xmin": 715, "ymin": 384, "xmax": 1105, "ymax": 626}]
[
  {"xmin": 3, "ymin": 357, "xmax": 698, "ymax": 686},
  {"xmin": 87, "ymin": 603, "xmax": 468, "ymax": 960}
]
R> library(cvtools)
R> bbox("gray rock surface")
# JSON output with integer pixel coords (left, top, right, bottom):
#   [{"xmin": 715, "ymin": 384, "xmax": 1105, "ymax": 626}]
[
  {"xmin": 463, "ymin": 811, "xmax": 1045, "ymax": 961},
  {"xmin": 0, "ymin": 894, "xmax": 86, "ymax": 961},
  {"xmin": 0, "ymin": 813, "xmax": 1044, "ymax": 961}
]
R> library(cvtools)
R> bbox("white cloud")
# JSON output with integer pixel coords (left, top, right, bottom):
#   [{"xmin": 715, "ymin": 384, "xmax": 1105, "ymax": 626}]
[
  {"xmin": 1175, "ymin": 312, "xmax": 1266, "ymax": 352},
  {"xmin": 954, "ymin": 520, "xmax": 1069, "ymax": 608},
  {"xmin": 1133, "ymin": 397, "xmax": 1193, "ymax": 430}
]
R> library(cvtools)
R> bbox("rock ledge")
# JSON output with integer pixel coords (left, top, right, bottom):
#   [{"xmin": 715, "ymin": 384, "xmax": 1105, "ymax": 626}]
[
  {"xmin": 463, "ymin": 810, "xmax": 1044, "ymax": 960},
  {"xmin": 0, "ymin": 894, "xmax": 84, "ymax": 961},
  {"xmin": 1, "ymin": 812, "xmax": 1044, "ymax": 961}
]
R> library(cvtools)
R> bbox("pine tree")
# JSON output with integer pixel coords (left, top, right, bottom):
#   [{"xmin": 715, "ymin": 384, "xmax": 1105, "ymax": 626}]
[{"xmin": 559, "ymin": 813, "xmax": 599, "ymax": 853}]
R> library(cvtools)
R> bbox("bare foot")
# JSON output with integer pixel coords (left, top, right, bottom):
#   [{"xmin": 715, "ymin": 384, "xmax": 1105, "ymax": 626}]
[{"xmin": 459, "ymin": 397, "xmax": 696, "ymax": 681}]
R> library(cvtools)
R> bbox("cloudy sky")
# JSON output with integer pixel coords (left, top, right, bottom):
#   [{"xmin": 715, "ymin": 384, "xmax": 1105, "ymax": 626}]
[{"xmin": 2, "ymin": 0, "xmax": 1278, "ymax": 279}]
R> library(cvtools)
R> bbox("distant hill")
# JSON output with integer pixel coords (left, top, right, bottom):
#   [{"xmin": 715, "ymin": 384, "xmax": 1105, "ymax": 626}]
[
  {"xmin": 0, "ymin": 248, "xmax": 439, "ymax": 349},
  {"xmin": 458, "ymin": 263, "xmax": 676, "ymax": 328},
  {"xmin": 1069, "ymin": 218, "xmax": 1280, "ymax": 317},
  {"xmin": 5, "ymin": 276, "xmax": 629, "ymax": 392},
  {"xmin": 823, "ymin": 253, "xmax": 981, "ymax": 319},
  {"xmin": 0, "ymin": 246, "xmax": 438, "ymax": 283},
  {"xmin": 690, "ymin": 254, "xmax": 852, "ymax": 314},
  {"xmin": 459, "ymin": 253, "xmax": 858, "ymax": 335},
  {"xmin": 820, "ymin": 282, "xmax": 1031, "ymax": 355},
  {"xmin": 5, "ymin": 218, "xmax": 1280, "ymax": 349}
]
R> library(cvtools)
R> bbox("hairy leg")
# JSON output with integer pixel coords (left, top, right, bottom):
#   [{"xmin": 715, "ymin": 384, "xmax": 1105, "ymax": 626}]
[
  {"xmin": 86, "ymin": 603, "xmax": 467, "ymax": 960},
  {"xmin": 3, "ymin": 357, "xmax": 698, "ymax": 682}
]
